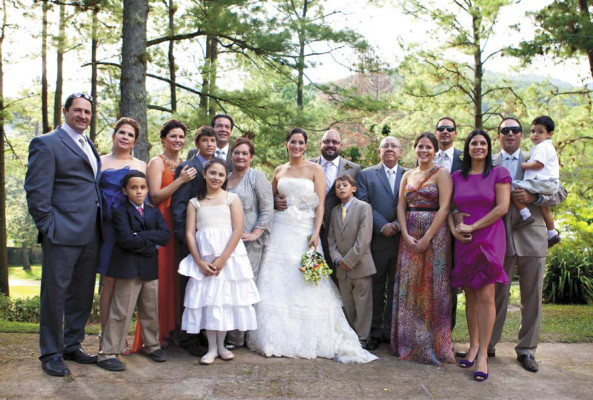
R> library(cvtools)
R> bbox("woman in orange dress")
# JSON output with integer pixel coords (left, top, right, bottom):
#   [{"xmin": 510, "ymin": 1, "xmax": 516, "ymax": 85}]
[{"xmin": 131, "ymin": 120, "xmax": 198, "ymax": 351}]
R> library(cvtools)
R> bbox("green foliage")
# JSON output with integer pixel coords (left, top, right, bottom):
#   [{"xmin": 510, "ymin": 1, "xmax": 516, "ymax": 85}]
[
  {"xmin": 0, "ymin": 293, "xmax": 101, "ymax": 323},
  {"xmin": 543, "ymin": 244, "xmax": 593, "ymax": 305}
]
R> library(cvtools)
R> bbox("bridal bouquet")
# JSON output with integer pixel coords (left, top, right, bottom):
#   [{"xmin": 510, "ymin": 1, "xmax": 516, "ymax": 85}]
[{"xmin": 299, "ymin": 245, "xmax": 331, "ymax": 286}]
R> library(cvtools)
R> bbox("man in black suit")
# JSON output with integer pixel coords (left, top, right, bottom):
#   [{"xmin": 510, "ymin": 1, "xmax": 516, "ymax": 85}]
[
  {"xmin": 172, "ymin": 126, "xmax": 216, "ymax": 255},
  {"xmin": 308, "ymin": 129, "xmax": 361, "ymax": 270},
  {"xmin": 434, "ymin": 117, "xmax": 463, "ymax": 351},
  {"xmin": 25, "ymin": 93, "xmax": 102, "ymax": 376},
  {"xmin": 187, "ymin": 114, "xmax": 234, "ymax": 172},
  {"xmin": 356, "ymin": 136, "xmax": 405, "ymax": 350}
]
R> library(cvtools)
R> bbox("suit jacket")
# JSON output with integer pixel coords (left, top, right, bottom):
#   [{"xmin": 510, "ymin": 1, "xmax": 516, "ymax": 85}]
[
  {"xmin": 355, "ymin": 163, "xmax": 404, "ymax": 253},
  {"xmin": 171, "ymin": 155, "xmax": 205, "ymax": 245},
  {"xmin": 106, "ymin": 201, "xmax": 170, "ymax": 280},
  {"xmin": 493, "ymin": 151, "xmax": 567, "ymax": 258},
  {"xmin": 25, "ymin": 126, "xmax": 102, "ymax": 245},
  {"xmin": 328, "ymin": 197, "xmax": 376, "ymax": 279},
  {"xmin": 187, "ymin": 147, "xmax": 233, "ymax": 172},
  {"xmin": 451, "ymin": 148, "xmax": 463, "ymax": 173},
  {"xmin": 309, "ymin": 156, "xmax": 362, "ymax": 230}
]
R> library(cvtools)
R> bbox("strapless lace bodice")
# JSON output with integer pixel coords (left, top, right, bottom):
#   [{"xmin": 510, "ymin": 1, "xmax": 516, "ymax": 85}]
[{"xmin": 277, "ymin": 177, "xmax": 319, "ymax": 216}]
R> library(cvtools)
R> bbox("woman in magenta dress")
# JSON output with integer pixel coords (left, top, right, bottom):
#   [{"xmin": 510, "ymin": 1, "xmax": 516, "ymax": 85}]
[
  {"xmin": 391, "ymin": 132, "xmax": 455, "ymax": 366},
  {"xmin": 449, "ymin": 130, "xmax": 511, "ymax": 381}
]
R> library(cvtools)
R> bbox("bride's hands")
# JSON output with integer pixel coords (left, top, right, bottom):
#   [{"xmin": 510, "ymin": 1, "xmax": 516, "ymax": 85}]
[{"xmin": 308, "ymin": 233, "xmax": 319, "ymax": 250}]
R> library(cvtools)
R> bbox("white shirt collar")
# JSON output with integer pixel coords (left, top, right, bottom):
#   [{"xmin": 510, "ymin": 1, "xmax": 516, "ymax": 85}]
[
  {"xmin": 341, "ymin": 197, "xmax": 354, "ymax": 210},
  {"xmin": 382, "ymin": 163, "xmax": 398, "ymax": 174},
  {"xmin": 501, "ymin": 148, "xmax": 521, "ymax": 160},
  {"xmin": 62, "ymin": 122, "xmax": 86, "ymax": 144},
  {"xmin": 321, "ymin": 155, "xmax": 340, "ymax": 168},
  {"xmin": 439, "ymin": 146, "xmax": 455, "ymax": 159},
  {"xmin": 130, "ymin": 201, "xmax": 144, "ymax": 210}
]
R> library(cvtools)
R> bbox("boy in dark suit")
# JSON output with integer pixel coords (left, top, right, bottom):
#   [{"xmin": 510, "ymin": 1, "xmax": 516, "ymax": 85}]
[
  {"xmin": 328, "ymin": 175, "xmax": 376, "ymax": 349},
  {"xmin": 97, "ymin": 171, "xmax": 171, "ymax": 371}
]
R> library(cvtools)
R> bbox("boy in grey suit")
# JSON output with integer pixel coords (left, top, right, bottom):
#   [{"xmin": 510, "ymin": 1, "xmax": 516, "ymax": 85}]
[{"xmin": 328, "ymin": 175, "xmax": 376, "ymax": 348}]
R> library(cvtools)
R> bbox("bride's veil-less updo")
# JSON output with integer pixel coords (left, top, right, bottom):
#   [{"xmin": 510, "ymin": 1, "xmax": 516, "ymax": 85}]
[{"xmin": 285, "ymin": 127, "xmax": 308, "ymax": 143}]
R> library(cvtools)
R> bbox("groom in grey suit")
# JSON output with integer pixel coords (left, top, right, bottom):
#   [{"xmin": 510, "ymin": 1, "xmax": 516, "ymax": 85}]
[
  {"xmin": 356, "ymin": 136, "xmax": 404, "ymax": 350},
  {"xmin": 25, "ymin": 93, "xmax": 102, "ymax": 376},
  {"xmin": 488, "ymin": 117, "xmax": 567, "ymax": 373}
]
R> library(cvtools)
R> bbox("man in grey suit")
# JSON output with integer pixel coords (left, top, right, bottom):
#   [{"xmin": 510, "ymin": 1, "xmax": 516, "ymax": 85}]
[
  {"xmin": 488, "ymin": 117, "xmax": 567, "ymax": 372},
  {"xmin": 186, "ymin": 114, "xmax": 234, "ymax": 172},
  {"xmin": 356, "ymin": 136, "xmax": 404, "ymax": 350},
  {"xmin": 308, "ymin": 129, "xmax": 361, "ymax": 268},
  {"xmin": 25, "ymin": 93, "xmax": 101, "ymax": 376}
]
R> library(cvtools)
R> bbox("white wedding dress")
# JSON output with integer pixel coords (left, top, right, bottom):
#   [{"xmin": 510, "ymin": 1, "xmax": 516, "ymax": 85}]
[{"xmin": 247, "ymin": 177, "xmax": 377, "ymax": 363}]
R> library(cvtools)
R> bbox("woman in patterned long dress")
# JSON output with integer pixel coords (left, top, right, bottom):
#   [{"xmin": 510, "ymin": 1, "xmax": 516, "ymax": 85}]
[
  {"xmin": 131, "ymin": 120, "xmax": 198, "ymax": 352},
  {"xmin": 390, "ymin": 132, "xmax": 455, "ymax": 365},
  {"xmin": 449, "ymin": 130, "xmax": 511, "ymax": 381}
]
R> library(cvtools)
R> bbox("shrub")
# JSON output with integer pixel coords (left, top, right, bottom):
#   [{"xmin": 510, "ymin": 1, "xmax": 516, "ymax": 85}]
[
  {"xmin": 0, "ymin": 293, "xmax": 101, "ymax": 323},
  {"xmin": 544, "ymin": 244, "xmax": 593, "ymax": 305}
]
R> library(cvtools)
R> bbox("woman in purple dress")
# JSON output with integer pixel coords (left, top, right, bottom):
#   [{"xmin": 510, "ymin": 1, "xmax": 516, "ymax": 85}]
[
  {"xmin": 391, "ymin": 132, "xmax": 455, "ymax": 365},
  {"xmin": 449, "ymin": 130, "xmax": 511, "ymax": 381}
]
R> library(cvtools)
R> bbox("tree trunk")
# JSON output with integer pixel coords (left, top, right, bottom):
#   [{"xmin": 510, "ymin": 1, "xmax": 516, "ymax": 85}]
[
  {"xmin": 208, "ymin": 36, "xmax": 218, "ymax": 117},
  {"xmin": 90, "ymin": 5, "xmax": 99, "ymax": 143},
  {"xmin": 199, "ymin": 34, "xmax": 212, "ymax": 117},
  {"xmin": 0, "ymin": 0, "xmax": 9, "ymax": 296},
  {"xmin": 472, "ymin": 13, "xmax": 483, "ymax": 130},
  {"xmin": 53, "ymin": 3, "xmax": 65, "ymax": 128},
  {"xmin": 120, "ymin": 0, "xmax": 149, "ymax": 162},
  {"xmin": 296, "ymin": 1, "xmax": 309, "ymax": 111},
  {"xmin": 22, "ymin": 243, "xmax": 31, "ymax": 272},
  {"xmin": 41, "ymin": 0, "xmax": 51, "ymax": 134},
  {"xmin": 167, "ymin": 0, "xmax": 177, "ymax": 112},
  {"xmin": 577, "ymin": 0, "xmax": 593, "ymax": 80}
]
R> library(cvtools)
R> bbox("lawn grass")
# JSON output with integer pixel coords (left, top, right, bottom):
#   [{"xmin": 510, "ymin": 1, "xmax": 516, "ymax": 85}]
[
  {"xmin": 8, "ymin": 265, "xmax": 42, "ymax": 281},
  {"xmin": 8, "ymin": 265, "xmax": 99, "ymax": 299}
]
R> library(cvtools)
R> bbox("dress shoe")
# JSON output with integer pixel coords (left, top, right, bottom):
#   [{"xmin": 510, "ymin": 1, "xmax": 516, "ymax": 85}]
[
  {"xmin": 42, "ymin": 356, "xmax": 71, "ymax": 377},
  {"xmin": 148, "ymin": 349, "xmax": 166, "ymax": 362},
  {"xmin": 488, "ymin": 349, "xmax": 496, "ymax": 358},
  {"xmin": 454, "ymin": 350, "xmax": 467, "ymax": 358},
  {"xmin": 63, "ymin": 348, "xmax": 98, "ymax": 364},
  {"xmin": 514, "ymin": 216, "xmax": 535, "ymax": 230},
  {"xmin": 359, "ymin": 340, "xmax": 368, "ymax": 350},
  {"xmin": 366, "ymin": 337, "xmax": 380, "ymax": 351},
  {"xmin": 97, "ymin": 357, "xmax": 126, "ymax": 371},
  {"xmin": 224, "ymin": 343, "xmax": 237, "ymax": 350},
  {"xmin": 548, "ymin": 235, "xmax": 561, "ymax": 248},
  {"xmin": 382, "ymin": 336, "xmax": 390, "ymax": 344},
  {"xmin": 517, "ymin": 354, "xmax": 538, "ymax": 372}
]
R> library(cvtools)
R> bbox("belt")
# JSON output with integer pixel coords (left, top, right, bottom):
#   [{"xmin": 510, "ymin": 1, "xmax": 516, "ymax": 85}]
[{"xmin": 407, "ymin": 206, "xmax": 439, "ymax": 212}]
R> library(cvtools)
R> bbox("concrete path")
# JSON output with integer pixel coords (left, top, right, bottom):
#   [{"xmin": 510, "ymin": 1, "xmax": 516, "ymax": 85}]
[{"xmin": 0, "ymin": 333, "xmax": 591, "ymax": 399}]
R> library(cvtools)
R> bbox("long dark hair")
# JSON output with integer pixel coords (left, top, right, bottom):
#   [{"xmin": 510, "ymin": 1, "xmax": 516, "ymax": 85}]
[
  {"xmin": 197, "ymin": 158, "xmax": 228, "ymax": 200},
  {"xmin": 460, "ymin": 129, "xmax": 493, "ymax": 179}
]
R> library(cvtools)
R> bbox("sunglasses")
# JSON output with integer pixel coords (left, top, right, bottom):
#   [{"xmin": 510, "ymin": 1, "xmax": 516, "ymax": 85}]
[
  {"xmin": 500, "ymin": 126, "xmax": 522, "ymax": 135},
  {"xmin": 436, "ymin": 126, "xmax": 455, "ymax": 133},
  {"xmin": 68, "ymin": 92, "xmax": 93, "ymax": 102}
]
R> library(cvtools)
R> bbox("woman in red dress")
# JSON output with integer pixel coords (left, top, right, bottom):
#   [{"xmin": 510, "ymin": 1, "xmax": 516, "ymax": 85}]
[{"xmin": 131, "ymin": 120, "xmax": 198, "ymax": 351}]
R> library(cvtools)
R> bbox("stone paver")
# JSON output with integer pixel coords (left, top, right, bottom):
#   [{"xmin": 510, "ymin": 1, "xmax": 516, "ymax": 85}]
[{"xmin": 0, "ymin": 333, "xmax": 591, "ymax": 399}]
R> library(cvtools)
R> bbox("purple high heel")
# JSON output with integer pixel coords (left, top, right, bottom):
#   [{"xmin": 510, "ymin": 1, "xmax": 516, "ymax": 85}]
[{"xmin": 459, "ymin": 357, "xmax": 477, "ymax": 368}]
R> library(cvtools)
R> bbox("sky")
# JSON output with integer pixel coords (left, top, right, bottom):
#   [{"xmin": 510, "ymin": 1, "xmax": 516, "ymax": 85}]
[{"xmin": 2, "ymin": 0, "xmax": 590, "ymax": 99}]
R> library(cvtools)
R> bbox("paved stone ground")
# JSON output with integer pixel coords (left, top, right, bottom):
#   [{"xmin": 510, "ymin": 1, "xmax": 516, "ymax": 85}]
[{"xmin": 0, "ymin": 333, "xmax": 591, "ymax": 399}]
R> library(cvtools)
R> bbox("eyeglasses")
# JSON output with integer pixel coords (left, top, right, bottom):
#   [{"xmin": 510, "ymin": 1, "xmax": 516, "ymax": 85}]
[
  {"xmin": 500, "ymin": 126, "xmax": 522, "ymax": 135},
  {"xmin": 321, "ymin": 139, "xmax": 341, "ymax": 145},
  {"xmin": 436, "ymin": 126, "xmax": 455, "ymax": 133},
  {"xmin": 380, "ymin": 143, "xmax": 401, "ymax": 149},
  {"xmin": 68, "ymin": 92, "xmax": 93, "ymax": 103}
]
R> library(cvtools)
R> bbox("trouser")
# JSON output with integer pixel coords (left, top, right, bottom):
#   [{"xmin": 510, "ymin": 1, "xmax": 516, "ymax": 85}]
[
  {"xmin": 338, "ymin": 275, "xmax": 373, "ymax": 341},
  {"xmin": 489, "ymin": 255, "xmax": 545, "ymax": 356},
  {"xmin": 99, "ymin": 276, "xmax": 160, "ymax": 360},
  {"xmin": 39, "ymin": 226, "xmax": 99, "ymax": 362},
  {"xmin": 370, "ymin": 249, "xmax": 398, "ymax": 339}
]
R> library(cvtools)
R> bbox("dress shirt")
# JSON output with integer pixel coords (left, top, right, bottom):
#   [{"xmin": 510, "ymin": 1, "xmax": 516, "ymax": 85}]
[
  {"xmin": 195, "ymin": 153, "xmax": 209, "ymax": 167},
  {"xmin": 436, "ymin": 146, "xmax": 455, "ymax": 172},
  {"xmin": 215, "ymin": 144, "xmax": 229, "ymax": 161},
  {"xmin": 63, "ymin": 122, "xmax": 98, "ymax": 176},
  {"xmin": 382, "ymin": 164, "xmax": 399, "ymax": 194},
  {"xmin": 321, "ymin": 156, "xmax": 340, "ymax": 193},
  {"xmin": 501, "ymin": 148, "xmax": 521, "ymax": 179}
]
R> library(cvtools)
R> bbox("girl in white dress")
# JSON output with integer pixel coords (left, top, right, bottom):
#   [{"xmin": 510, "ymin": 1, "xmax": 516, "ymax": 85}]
[
  {"xmin": 178, "ymin": 158, "xmax": 260, "ymax": 365},
  {"xmin": 247, "ymin": 128, "xmax": 377, "ymax": 363}
]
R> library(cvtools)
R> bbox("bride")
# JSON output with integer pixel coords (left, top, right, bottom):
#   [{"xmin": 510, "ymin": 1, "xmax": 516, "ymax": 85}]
[{"xmin": 247, "ymin": 128, "xmax": 377, "ymax": 363}]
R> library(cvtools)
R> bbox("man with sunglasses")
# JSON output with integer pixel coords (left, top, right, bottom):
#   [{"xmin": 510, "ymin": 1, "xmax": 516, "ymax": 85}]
[
  {"xmin": 25, "ymin": 93, "xmax": 102, "ymax": 376},
  {"xmin": 433, "ymin": 117, "xmax": 464, "ymax": 356},
  {"xmin": 488, "ymin": 117, "xmax": 567, "ymax": 372}
]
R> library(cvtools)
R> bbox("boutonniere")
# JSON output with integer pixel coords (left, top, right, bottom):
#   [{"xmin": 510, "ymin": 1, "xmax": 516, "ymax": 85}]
[
  {"xmin": 345, "ymin": 163, "xmax": 352, "ymax": 171},
  {"xmin": 458, "ymin": 153, "xmax": 463, "ymax": 162}
]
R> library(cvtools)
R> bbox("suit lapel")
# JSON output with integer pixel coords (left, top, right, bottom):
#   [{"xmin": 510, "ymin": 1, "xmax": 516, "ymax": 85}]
[
  {"xmin": 340, "ymin": 198, "xmax": 356, "ymax": 233},
  {"xmin": 58, "ymin": 128, "xmax": 94, "ymax": 172},
  {"xmin": 394, "ymin": 166, "xmax": 403, "ymax": 199},
  {"xmin": 452, "ymin": 148, "xmax": 463, "ymax": 172},
  {"xmin": 127, "ymin": 201, "xmax": 145, "ymax": 227},
  {"xmin": 375, "ymin": 164, "xmax": 394, "ymax": 198}
]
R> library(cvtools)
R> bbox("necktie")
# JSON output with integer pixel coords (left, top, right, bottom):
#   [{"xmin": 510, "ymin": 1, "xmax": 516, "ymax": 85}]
[
  {"xmin": 323, "ymin": 162, "xmax": 334, "ymax": 193},
  {"xmin": 502, "ymin": 155, "xmax": 512, "ymax": 175},
  {"xmin": 341, "ymin": 205, "xmax": 347, "ymax": 223},
  {"xmin": 436, "ymin": 151, "xmax": 443, "ymax": 166},
  {"xmin": 388, "ymin": 169, "xmax": 396, "ymax": 194},
  {"xmin": 78, "ymin": 137, "xmax": 97, "ymax": 176},
  {"xmin": 216, "ymin": 149, "xmax": 225, "ymax": 160},
  {"xmin": 137, "ymin": 206, "xmax": 143, "ymax": 217}
]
